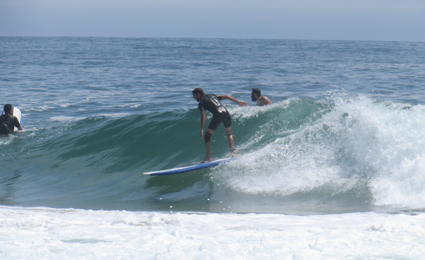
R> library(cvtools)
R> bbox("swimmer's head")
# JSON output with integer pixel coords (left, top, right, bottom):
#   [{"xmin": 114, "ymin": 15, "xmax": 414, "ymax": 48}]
[{"xmin": 251, "ymin": 88, "xmax": 261, "ymax": 101}]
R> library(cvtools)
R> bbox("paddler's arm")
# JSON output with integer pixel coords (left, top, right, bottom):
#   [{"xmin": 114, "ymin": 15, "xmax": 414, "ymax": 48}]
[
  {"xmin": 200, "ymin": 110, "xmax": 206, "ymax": 139},
  {"xmin": 14, "ymin": 118, "xmax": 23, "ymax": 130},
  {"xmin": 219, "ymin": 95, "xmax": 248, "ymax": 106}
]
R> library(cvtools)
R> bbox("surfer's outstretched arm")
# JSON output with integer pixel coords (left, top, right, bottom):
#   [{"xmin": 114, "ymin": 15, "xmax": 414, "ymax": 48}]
[{"xmin": 219, "ymin": 95, "xmax": 247, "ymax": 106}]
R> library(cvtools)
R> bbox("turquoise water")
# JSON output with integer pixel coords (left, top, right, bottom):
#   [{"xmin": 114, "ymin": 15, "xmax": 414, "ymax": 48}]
[{"xmin": 1, "ymin": 37, "xmax": 425, "ymax": 215}]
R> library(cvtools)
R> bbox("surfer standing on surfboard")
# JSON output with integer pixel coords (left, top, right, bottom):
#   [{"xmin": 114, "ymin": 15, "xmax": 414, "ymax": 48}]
[
  {"xmin": 0, "ymin": 104, "xmax": 23, "ymax": 135},
  {"xmin": 192, "ymin": 88, "xmax": 247, "ymax": 163}
]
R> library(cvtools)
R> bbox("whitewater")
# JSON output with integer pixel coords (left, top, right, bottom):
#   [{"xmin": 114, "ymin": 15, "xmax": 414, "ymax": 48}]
[
  {"xmin": 1, "ymin": 37, "xmax": 425, "ymax": 259},
  {"xmin": 2, "ymin": 206, "xmax": 425, "ymax": 259}
]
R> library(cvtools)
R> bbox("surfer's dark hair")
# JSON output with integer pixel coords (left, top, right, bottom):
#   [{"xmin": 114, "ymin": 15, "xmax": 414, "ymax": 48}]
[
  {"xmin": 3, "ymin": 104, "xmax": 12, "ymax": 113},
  {"xmin": 252, "ymin": 88, "xmax": 261, "ymax": 97},
  {"xmin": 192, "ymin": 88, "xmax": 204, "ymax": 96}
]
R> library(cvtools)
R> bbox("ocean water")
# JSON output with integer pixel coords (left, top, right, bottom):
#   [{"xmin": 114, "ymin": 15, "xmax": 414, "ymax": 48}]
[{"xmin": 1, "ymin": 37, "xmax": 425, "ymax": 259}]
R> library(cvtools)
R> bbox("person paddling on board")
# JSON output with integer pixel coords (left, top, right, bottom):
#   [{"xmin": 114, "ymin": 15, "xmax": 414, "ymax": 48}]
[
  {"xmin": 192, "ymin": 88, "xmax": 247, "ymax": 163},
  {"xmin": 0, "ymin": 104, "xmax": 23, "ymax": 135},
  {"xmin": 251, "ymin": 88, "xmax": 272, "ymax": 106}
]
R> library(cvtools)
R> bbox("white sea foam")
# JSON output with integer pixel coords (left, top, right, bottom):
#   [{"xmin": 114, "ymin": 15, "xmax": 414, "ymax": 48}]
[
  {"xmin": 230, "ymin": 101, "xmax": 286, "ymax": 120},
  {"xmin": 97, "ymin": 113, "xmax": 131, "ymax": 118},
  {"xmin": 30, "ymin": 105, "xmax": 55, "ymax": 112},
  {"xmin": 59, "ymin": 103, "xmax": 73, "ymax": 108},
  {"xmin": 216, "ymin": 95, "xmax": 425, "ymax": 210},
  {"xmin": 49, "ymin": 113, "xmax": 131, "ymax": 122},
  {"xmin": 0, "ymin": 206, "xmax": 424, "ymax": 259},
  {"xmin": 50, "ymin": 116, "xmax": 79, "ymax": 122},
  {"xmin": 117, "ymin": 103, "xmax": 142, "ymax": 108},
  {"xmin": 0, "ymin": 136, "xmax": 14, "ymax": 146}
]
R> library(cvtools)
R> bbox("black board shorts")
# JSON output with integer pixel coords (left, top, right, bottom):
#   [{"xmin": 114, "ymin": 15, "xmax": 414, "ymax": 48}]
[{"xmin": 208, "ymin": 112, "xmax": 231, "ymax": 131}]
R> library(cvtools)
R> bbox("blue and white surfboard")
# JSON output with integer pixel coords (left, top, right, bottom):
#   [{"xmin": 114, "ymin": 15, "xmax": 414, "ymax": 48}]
[{"xmin": 143, "ymin": 158, "xmax": 233, "ymax": 176}]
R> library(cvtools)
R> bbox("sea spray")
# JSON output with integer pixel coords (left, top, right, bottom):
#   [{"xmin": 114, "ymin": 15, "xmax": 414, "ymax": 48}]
[{"xmin": 213, "ymin": 94, "xmax": 425, "ymax": 212}]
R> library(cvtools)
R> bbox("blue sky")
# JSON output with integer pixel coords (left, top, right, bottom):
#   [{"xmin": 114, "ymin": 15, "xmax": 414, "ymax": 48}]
[{"xmin": 1, "ymin": 0, "xmax": 424, "ymax": 41}]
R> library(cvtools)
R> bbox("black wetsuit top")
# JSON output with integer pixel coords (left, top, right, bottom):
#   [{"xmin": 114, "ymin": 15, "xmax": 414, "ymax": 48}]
[
  {"xmin": 198, "ymin": 94, "xmax": 231, "ymax": 130},
  {"xmin": 198, "ymin": 94, "xmax": 228, "ymax": 115},
  {"xmin": 0, "ymin": 114, "xmax": 21, "ymax": 134}
]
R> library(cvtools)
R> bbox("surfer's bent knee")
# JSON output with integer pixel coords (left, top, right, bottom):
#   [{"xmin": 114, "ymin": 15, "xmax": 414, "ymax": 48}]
[{"xmin": 204, "ymin": 132, "xmax": 212, "ymax": 143}]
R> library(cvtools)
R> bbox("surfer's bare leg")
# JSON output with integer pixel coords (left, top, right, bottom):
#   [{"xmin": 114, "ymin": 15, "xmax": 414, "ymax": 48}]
[
  {"xmin": 201, "ymin": 142, "xmax": 211, "ymax": 163},
  {"xmin": 201, "ymin": 129, "xmax": 214, "ymax": 163},
  {"xmin": 226, "ymin": 127, "xmax": 237, "ymax": 157}
]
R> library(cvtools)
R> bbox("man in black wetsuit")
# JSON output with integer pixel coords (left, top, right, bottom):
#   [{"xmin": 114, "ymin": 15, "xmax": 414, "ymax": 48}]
[
  {"xmin": 0, "ymin": 104, "xmax": 23, "ymax": 135},
  {"xmin": 192, "ymin": 88, "xmax": 247, "ymax": 163}
]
